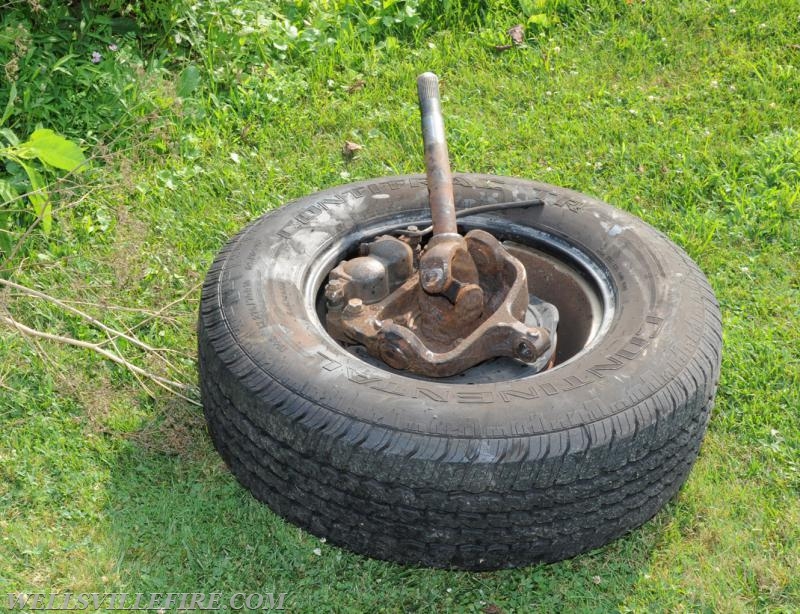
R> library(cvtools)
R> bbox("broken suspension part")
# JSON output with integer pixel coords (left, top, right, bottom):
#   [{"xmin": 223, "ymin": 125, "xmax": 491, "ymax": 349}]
[{"xmin": 324, "ymin": 72, "xmax": 558, "ymax": 377}]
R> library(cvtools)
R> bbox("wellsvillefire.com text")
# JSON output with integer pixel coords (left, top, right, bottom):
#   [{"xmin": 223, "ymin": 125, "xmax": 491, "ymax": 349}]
[{"xmin": 7, "ymin": 592, "xmax": 288, "ymax": 611}]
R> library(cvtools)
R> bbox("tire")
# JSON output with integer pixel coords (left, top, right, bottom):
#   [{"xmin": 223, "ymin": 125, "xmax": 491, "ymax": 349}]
[{"xmin": 198, "ymin": 173, "xmax": 722, "ymax": 570}]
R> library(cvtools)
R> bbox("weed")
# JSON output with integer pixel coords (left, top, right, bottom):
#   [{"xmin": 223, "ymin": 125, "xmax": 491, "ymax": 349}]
[{"xmin": 0, "ymin": 118, "xmax": 87, "ymax": 248}]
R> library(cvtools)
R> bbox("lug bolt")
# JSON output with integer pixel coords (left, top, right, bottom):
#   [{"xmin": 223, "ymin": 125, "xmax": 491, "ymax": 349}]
[
  {"xmin": 344, "ymin": 297, "xmax": 364, "ymax": 316},
  {"xmin": 325, "ymin": 280, "xmax": 345, "ymax": 309},
  {"xmin": 403, "ymin": 226, "xmax": 422, "ymax": 248}
]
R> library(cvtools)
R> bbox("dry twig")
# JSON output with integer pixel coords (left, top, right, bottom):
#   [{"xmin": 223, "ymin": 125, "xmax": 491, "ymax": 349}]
[
  {"xmin": 1, "ymin": 279, "xmax": 200, "ymax": 405},
  {"xmin": 1, "ymin": 313, "xmax": 198, "ymax": 399},
  {"xmin": 0, "ymin": 277, "xmax": 163, "ymax": 353}
]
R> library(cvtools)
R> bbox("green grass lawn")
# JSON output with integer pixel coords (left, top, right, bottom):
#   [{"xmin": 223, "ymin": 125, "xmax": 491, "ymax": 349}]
[{"xmin": 1, "ymin": 0, "xmax": 798, "ymax": 611}]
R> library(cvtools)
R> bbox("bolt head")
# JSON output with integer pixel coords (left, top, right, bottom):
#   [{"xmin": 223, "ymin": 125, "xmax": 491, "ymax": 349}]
[
  {"xmin": 344, "ymin": 297, "xmax": 364, "ymax": 316},
  {"xmin": 421, "ymin": 268, "xmax": 445, "ymax": 291},
  {"xmin": 325, "ymin": 282, "xmax": 344, "ymax": 308}
]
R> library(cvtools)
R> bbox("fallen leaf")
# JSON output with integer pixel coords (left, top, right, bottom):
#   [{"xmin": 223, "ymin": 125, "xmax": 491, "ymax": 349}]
[
  {"xmin": 347, "ymin": 79, "xmax": 366, "ymax": 93},
  {"xmin": 507, "ymin": 24, "xmax": 525, "ymax": 45},
  {"xmin": 342, "ymin": 141, "xmax": 363, "ymax": 158}
]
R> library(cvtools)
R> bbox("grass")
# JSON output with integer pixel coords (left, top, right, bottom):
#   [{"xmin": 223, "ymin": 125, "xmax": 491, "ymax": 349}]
[{"xmin": 1, "ymin": 0, "xmax": 798, "ymax": 611}]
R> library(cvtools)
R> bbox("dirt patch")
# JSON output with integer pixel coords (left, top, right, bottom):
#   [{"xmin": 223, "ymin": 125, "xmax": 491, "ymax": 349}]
[
  {"xmin": 126, "ymin": 397, "xmax": 209, "ymax": 462},
  {"xmin": 75, "ymin": 368, "xmax": 209, "ymax": 461}
]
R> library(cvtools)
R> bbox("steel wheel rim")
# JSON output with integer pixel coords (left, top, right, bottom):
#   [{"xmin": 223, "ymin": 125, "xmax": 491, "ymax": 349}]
[{"xmin": 308, "ymin": 211, "xmax": 616, "ymax": 384}]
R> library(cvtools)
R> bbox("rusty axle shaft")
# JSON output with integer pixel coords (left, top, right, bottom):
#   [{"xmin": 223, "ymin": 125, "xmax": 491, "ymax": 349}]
[{"xmin": 417, "ymin": 73, "xmax": 458, "ymax": 237}]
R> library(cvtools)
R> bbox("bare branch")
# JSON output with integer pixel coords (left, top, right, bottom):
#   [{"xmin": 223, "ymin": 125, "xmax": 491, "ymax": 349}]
[
  {"xmin": 126, "ymin": 280, "xmax": 203, "ymax": 334},
  {"xmin": 45, "ymin": 298, "xmax": 179, "ymax": 320},
  {"xmin": 1, "ymin": 313, "xmax": 198, "ymax": 398},
  {"xmin": 106, "ymin": 330, "xmax": 156, "ymax": 398},
  {"xmin": 0, "ymin": 277, "xmax": 164, "ymax": 354}
]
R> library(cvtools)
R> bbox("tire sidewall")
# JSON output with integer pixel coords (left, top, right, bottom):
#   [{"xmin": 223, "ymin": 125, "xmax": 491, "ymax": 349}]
[{"xmin": 204, "ymin": 173, "xmax": 711, "ymax": 438}]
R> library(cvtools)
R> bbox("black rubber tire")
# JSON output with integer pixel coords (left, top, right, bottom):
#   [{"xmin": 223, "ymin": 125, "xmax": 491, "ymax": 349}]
[{"xmin": 198, "ymin": 174, "xmax": 722, "ymax": 570}]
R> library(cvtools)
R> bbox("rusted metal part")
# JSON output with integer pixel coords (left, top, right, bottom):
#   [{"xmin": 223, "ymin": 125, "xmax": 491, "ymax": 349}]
[
  {"xmin": 504, "ymin": 244, "xmax": 599, "ymax": 365},
  {"xmin": 415, "ymin": 72, "xmax": 487, "ymax": 343},
  {"xmin": 325, "ymin": 236, "xmax": 414, "ymax": 306},
  {"xmin": 323, "ymin": 71, "xmax": 559, "ymax": 377},
  {"xmin": 417, "ymin": 72, "xmax": 457, "ymax": 236},
  {"xmin": 326, "ymin": 230, "xmax": 556, "ymax": 377}
]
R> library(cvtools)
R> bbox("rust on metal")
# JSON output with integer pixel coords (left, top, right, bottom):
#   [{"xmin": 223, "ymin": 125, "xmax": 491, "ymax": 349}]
[
  {"xmin": 418, "ymin": 72, "xmax": 458, "ymax": 236},
  {"xmin": 323, "ymin": 72, "xmax": 558, "ymax": 377}
]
